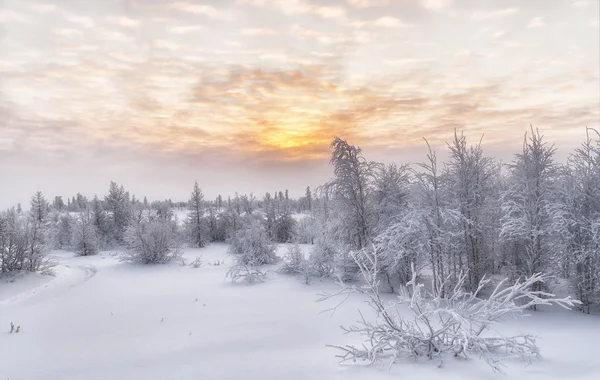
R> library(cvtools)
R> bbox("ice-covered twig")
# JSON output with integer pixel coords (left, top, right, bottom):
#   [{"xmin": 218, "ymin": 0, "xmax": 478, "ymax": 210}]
[{"xmin": 318, "ymin": 250, "xmax": 581, "ymax": 372}]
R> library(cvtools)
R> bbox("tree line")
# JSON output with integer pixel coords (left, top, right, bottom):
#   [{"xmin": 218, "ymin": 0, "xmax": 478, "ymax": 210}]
[{"xmin": 1, "ymin": 127, "xmax": 598, "ymax": 312}]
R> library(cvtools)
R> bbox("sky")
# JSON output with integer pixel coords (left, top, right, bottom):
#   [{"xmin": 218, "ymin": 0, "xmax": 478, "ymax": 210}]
[{"xmin": 0, "ymin": 0, "xmax": 598, "ymax": 208}]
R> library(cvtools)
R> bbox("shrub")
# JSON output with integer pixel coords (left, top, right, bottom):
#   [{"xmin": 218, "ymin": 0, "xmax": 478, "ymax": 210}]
[
  {"xmin": 121, "ymin": 219, "xmax": 182, "ymax": 264},
  {"xmin": 228, "ymin": 219, "xmax": 277, "ymax": 266},
  {"xmin": 318, "ymin": 251, "xmax": 581, "ymax": 373}
]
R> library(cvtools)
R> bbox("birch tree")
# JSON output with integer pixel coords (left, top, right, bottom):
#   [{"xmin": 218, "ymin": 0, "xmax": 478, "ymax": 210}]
[
  {"xmin": 500, "ymin": 127, "xmax": 558, "ymax": 298},
  {"xmin": 445, "ymin": 132, "xmax": 496, "ymax": 291},
  {"xmin": 322, "ymin": 137, "xmax": 379, "ymax": 250},
  {"xmin": 412, "ymin": 140, "xmax": 460, "ymax": 296},
  {"xmin": 552, "ymin": 128, "xmax": 600, "ymax": 312}
]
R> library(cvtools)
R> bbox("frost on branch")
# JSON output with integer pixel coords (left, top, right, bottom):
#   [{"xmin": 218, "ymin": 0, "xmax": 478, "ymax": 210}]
[
  {"xmin": 318, "ymin": 251, "xmax": 580, "ymax": 373},
  {"xmin": 121, "ymin": 217, "xmax": 182, "ymax": 264},
  {"xmin": 279, "ymin": 243, "xmax": 314, "ymax": 284},
  {"xmin": 226, "ymin": 218, "xmax": 277, "ymax": 284},
  {"xmin": 226, "ymin": 264, "xmax": 268, "ymax": 284},
  {"xmin": 228, "ymin": 218, "xmax": 277, "ymax": 266}
]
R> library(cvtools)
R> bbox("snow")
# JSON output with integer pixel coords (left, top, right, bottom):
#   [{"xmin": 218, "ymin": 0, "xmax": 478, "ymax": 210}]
[
  {"xmin": 0, "ymin": 268, "xmax": 65, "ymax": 306},
  {"xmin": 172, "ymin": 208, "xmax": 189, "ymax": 225},
  {"xmin": 1, "ymin": 244, "xmax": 599, "ymax": 380},
  {"xmin": 291, "ymin": 212, "xmax": 310, "ymax": 221}
]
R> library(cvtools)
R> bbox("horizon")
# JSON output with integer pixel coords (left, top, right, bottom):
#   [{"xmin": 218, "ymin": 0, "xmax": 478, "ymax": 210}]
[
  {"xmin": 1, "ymin": 0, "xmax": 599, "ymax": 209},
  {"xmin": 1, "ymin": 129, "xmax": 593, "ymax": 210}
]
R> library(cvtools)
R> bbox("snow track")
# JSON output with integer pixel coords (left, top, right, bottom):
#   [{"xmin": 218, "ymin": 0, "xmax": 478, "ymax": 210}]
[{"xmin": 0, "ymin": 263, "xmax": 97, "ymax": 308}]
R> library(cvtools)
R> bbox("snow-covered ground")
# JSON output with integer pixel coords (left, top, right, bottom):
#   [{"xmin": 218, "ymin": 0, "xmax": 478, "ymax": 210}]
[
  {"xmin": 172, "ymin": 208, "xmax": 189, "ymax": 225},
  {"xmin": 1, "ymin": 244, "xmax": 599, "ymax": 380}
]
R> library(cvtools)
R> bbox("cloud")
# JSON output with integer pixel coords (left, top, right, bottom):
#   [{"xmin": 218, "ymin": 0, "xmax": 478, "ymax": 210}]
[
  {"xmin": 571, "ymin": 0, "xmax": 593, "ymax": 7},
  {"xmin": 422, "ymin": 0, "xmax": 453, "ymax": 12},
  {"xmin": 312, "ymin": 6, "xmax": 346, "ymax": 19},
  {"xmin": 0, "ymin": 0, "xmax": 597, "ymax": 179},
  {"xmin": 241, "ymin": 28, "xmax": 277, "ymax": 36},
  {"xmin": 383, "ymin": 58, "xmax": 434, "ymax": 66},
  {"xmin": 106, "ymin": 16, "xmax": 141, "ymax": 28},
  {"xmin": 372, "ymin": 16, "xmax": 412, "ymax": 28},
  {"xmin": 527, "ymin": 17, "xmax": 545, "ymax": 28},
  {"xmin": 53, "ymin": 28, "xmax": 83, "ymax": 39},
  {"xmin": 290, "ymin": 24, "xmax": 350, "ymax": 45},
  {"xmin": 98, "ymin": 29, "xmax": 134, "ymax": 42},
  {"xmin": 62, "ymin": 11, "xmax": 95, "ymax": 28},
  {"xmin": 0, "ymin": 10, "xmax": 33, "ymax": 23},
  {"xmin": 240, "ymin": 0, "xmax": 346, "ymax": 20},
  {"xmin": 471, "ymin": 8, "xmax": 518, "ymax": 21},
  {"xmin": 154, "ymin": 39, "xmax": 185, "ymax": 50},
  {"xmin": 168, "ymin": 2, "xmax": 229, "ymax": 19},
  {"xmin": 347, "ymin": 0, "xmax": 389, "ymax": 7},
  {"xmin": 27, "ymin": 3, "xmax": 58, "ymax": 13},
  {"xmin": 168, "ymin": 25, "xmax": 204, "ymax": 34}
]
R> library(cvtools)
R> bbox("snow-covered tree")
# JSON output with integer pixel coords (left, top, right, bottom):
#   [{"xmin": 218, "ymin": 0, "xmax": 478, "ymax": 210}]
[
  {"xmin": 0, "ymin": 195, "xmax": 51, "ymax": 273},
  {"xmin": 48, "ymin": 211, "xmax": 74, "ymax": 250},
  {"xmin": 371, "ymin": 204, "xmax": 426, "ymax": 292},
  {"xmin": 27, "ymin": 192, "xmax": 49, "ymax": 270},
  {"xmin": 90, "ymin": 195, "xmax": 109, "ymax": 247},
  {"xmin": 104, "ymin": 181, "xmax": 130, "ymax": 245},
  {"xmin": 322, "ymin": 137, "xmax": 379, "ymax": 251},
  {"xmin": 295, "ymin": 216, "xmax": 317, "ymax": 244},
  {"xmin": 121, "ymin": 216, "xmax": 182, "ymax": 264},
  {"xmin": 216, "ymin": 194, "xmax": 223, "ymax": 211},
  {"xmin": 0, "ymin": 209, "xmax": 28, "ymax": 273},
  {"xmin": 228, "ymin": 217, "xmax": 277, "ymax": 266},
  {"xmin": 186, "ymin": 182, "xmax": 208, "ymax": 248},
  {"xmin": 30, "ymin": 191, "xmax": 49, "ymax": 225},
  {"xmin": 274, "ymin": 210, "xmax": 296, "ymax": 243},
  {"xmin": 263, "ymin": 192, "xmax": 277, "ymax": 239},
  {"xmin": 410, "ymin": 140, "xmax": 461, "ymax": 296},
  {"xmin": 305, "ymin": 186, "xmax": 312, "ymax": 212},
  {"xmin": 226, "ymin": 217, "xmax": 277, "ymax": 283},
  {"xmin": 263, "ymin": 190, "xmax": 296, "ymax": 243},
  {"xmin": 279, "ymin": 242, "xmax": 305, "ymax": 274},
  {"xmin": 206, "ymin": 206, "xmax": 222, "ymax": 242},
  {"xmin": 500, "ymin": 127, "xmax": 558, "ymax": 296},
  {"xmin": 552, "ymin": 128, "xmax": 600, "ymax": 312},
  {"xmin": 72, "ymin": 209, "xmax": 99, "ymax": 256},
  {"xmin": 372, "ymin": 163, "xmax": 410, "ymax": 232},
  {"xmin": 445, "ymin": 132, "xmax": 496, "ymax": 291},
  {"xmin": 53, "ymin": 196, "xmax": 65, "ymax": 211},
  {"xmin": 309, "ymin": 223, "xmax": 340, "ymax": 278}
]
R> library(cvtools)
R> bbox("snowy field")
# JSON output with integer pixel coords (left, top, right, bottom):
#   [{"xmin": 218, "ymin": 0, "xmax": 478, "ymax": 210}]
[{"xmin": 1, "ymin": 244, "xmax": 599, "ymax": 380}]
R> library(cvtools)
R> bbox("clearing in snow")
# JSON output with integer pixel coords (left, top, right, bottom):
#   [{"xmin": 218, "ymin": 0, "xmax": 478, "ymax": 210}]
[{"xmin": 1, "ymin": 244, "xmax": 599, "ymax": 380}]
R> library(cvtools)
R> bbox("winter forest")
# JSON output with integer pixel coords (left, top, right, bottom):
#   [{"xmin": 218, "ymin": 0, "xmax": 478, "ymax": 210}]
[{"xmin": 2, "ymin": 128, "xmax": 599, "ymax": 379}]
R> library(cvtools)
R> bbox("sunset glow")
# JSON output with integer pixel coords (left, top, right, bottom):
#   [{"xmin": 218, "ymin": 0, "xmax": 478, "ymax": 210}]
[{"xmin": 1, "ymin": 0, "xmax": 599, "ymax": 206}]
